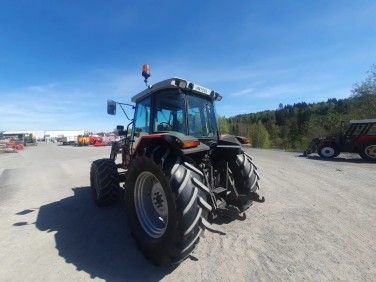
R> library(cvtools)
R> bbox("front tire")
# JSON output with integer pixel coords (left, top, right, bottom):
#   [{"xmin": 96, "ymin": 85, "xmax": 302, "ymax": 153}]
[
  {"xmin": 90, "ymin": 159, "xmax": 120, "ymax": 206},
  {"xmin": 359, "ymin": 141, "xmax": 376, "ymax": 162},
  {"xmin": 318, "ymin": 145, "xmax": 339, "ymax": 158},
  {"xmin": 125, "ymin": 147, "xmax": 210, "ymax": 266}
]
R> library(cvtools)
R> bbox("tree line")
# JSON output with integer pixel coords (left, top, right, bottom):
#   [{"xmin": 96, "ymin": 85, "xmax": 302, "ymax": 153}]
[{"xmin": 219, "ymin": 65, "xmax": 376, "ymax": 150}]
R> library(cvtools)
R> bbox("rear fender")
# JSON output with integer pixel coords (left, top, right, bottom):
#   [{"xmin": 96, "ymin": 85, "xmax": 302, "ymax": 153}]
[
  {"xmin": 132, "ymin": 133, "xmax": 209, "ymax": 157},
  {"xmin": 235, "ymin": 136, "xmax": 251, "ymax": 144},
  {"xmin": 212, "ymin": 137, "xmax": 242, "ymax": 161},
  {"xmin": 354, "ymin": 135, "xmax": 376, "ymax": 150},
  {"xmin": 220, "ymin": 134, "xmax": 247, "ymax": 145}
]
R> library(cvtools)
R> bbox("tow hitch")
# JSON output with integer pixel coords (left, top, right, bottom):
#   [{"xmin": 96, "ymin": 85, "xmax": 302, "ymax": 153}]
[
  {"xmin": 246, "ymin": 191, "xmax": 265, "ymax": 203},
  {"xmin": 216, "ymin": 205, "xmax": 247, "ymax": 221}
]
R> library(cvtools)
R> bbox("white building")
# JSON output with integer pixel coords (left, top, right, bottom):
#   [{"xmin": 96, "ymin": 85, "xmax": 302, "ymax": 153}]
[{"xmin": 2, "ymin": 130, "xmax": 90, "ymax": 140}]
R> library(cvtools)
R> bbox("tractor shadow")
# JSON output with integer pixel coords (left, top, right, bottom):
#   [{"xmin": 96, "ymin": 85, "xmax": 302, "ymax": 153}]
[{"xmin": 34, "ymin": 187, "xmax": 176, "ymax": 281}]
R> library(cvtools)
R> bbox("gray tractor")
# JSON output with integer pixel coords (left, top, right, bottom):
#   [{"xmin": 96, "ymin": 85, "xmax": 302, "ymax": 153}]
[{"xmin": 90, "ymin": 67, "xmax": 264, "ymax": 266}]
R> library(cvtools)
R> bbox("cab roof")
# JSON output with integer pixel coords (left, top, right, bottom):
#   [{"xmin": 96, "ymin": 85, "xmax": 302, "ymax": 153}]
[
  {"xmin": 131, "ymin": 77, "xmax": 220, "ymax": 103},
  {"xmin": 350, "ymin": 119, "xmax": 376, "ymax": 124}
]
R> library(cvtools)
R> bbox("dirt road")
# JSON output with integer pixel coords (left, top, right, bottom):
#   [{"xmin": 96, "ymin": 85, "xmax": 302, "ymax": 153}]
[{"xmin": 0, "ymin": 142, "xmax": 375, "ymax": 281}]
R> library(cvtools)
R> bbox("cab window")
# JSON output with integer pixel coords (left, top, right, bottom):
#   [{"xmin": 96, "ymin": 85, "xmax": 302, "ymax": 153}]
[
  {"xmin": 366, "ymin": 124, "xmax": 376, "ymax": 135},
  {"xmin": 133, "ymin": 96, "xmax": 151, "ymax": 138},
  {"xmin": 187, "ymin": 95, "xmax": 216, "ymax": 138},
  {"xmin": 153, "ymin": 90, "xmax": 186, "ymax": 133}
]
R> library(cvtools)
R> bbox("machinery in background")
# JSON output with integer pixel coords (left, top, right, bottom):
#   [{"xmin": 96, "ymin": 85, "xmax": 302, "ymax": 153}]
[{"xmin": 304, "ymin": 119, "xmax": 376, "ymax": 162}]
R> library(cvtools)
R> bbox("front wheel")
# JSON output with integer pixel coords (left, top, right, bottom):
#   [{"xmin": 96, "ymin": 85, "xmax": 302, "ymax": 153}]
[
  {"xmin": 359, "ymin": 141, "xmax": 376, "ymax": 162},
  {"xmin": 318, "ymin": 145, "xmax": 340, "ymax": 158},
  {"xmin": 90, "ymin": 158, "xmax": 120, "ymax": 206},
  {"xmin": 125, "ymin": 147, "xmax": 210, "ymax": 266}
]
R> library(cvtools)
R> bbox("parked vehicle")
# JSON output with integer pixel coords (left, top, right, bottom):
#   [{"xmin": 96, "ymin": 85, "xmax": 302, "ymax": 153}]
[
  {"xmin": 76, "ymin": 135, "xmax": 90, "ymax": 146},
  {"xmin": 304, "ymin": 119, "xmax": 376, "ymax": 162},
  {"xmin": 61, "ymin": 136, "xmax": 75, "ymax": 146}
]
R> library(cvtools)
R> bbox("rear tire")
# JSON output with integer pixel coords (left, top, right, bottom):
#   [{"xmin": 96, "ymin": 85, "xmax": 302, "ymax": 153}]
[
  {"xmin": 125, "ymin": 147, "xmax": 210, "ymax": 266},
  {"xmin": 318, "ymin": 145, "xmax": 339, "ymax": 158},
  {"xmin": 227, "ymin": 152, "xmax": 260, "ymax": 212},
  {"xmin": 359, "ymin": 141, "xmax": 376, "ymax": 162},
  {"xmin": 90, "ymin": 159, "xmax": 120, "ymax": 206}
]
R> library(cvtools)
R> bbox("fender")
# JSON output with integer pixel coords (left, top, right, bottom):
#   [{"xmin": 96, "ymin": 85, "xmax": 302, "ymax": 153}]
[
  {"xmin": 220, "ymin": 134, "xmax": 251, "ymax": 145},
  {"xmin": 317, "ymin": 138, "xmax": 337, "ymax": 149},
  {"xmin": 132, "ymin": 133, "xmax": 210, "ymax": 157}
]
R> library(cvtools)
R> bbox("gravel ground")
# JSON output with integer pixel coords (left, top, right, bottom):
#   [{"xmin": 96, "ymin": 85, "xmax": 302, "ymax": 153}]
[{"xmin": 0, "ymin": 142, "xmax": 375, "ymax": 281}]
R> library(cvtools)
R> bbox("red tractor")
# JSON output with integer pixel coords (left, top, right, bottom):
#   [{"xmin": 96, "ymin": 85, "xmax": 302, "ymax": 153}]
[
  {"xmin": 90, "ymin": 66, "xmax": 264, "ymax": 266},
  {"xmin": 304, "ymin": 119, "xmax": 376, "ymax": 162}
]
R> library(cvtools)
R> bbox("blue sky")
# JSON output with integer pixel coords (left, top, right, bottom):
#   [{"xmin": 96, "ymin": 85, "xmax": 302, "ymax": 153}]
[{"xmin": 1, "ymin": 1, "xmax": 376, "ymax": 132}]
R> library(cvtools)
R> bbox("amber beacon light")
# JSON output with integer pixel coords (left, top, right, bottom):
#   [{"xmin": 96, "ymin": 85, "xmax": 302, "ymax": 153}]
[{"xmin": 142, "ymin": 64, "xmax": 150, "ymax": 79}]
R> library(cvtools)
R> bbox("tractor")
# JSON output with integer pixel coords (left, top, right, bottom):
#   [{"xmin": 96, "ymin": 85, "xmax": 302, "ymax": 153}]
[
  {"xmin": 304, "ymin": 119, "xmax": 376, "ymax": 162},
  {"xmin": 90, "ymin": 65, "xmax": 264, "ymax": 266}
]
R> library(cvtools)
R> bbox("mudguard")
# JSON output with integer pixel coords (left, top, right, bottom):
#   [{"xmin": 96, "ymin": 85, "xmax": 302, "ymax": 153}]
[
  {"xmin": 132, "ymin": 133, "xmax": 210, "ymax": 156},
  {"xmin": 221, "ymin": 134, "xmax": 251, "ymax": 145}
]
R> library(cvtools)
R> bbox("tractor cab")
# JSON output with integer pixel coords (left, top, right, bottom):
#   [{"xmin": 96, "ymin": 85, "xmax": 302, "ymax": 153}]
[
  {"xmin": 343, "ymin": 120, "xmax": 373, "ymax": 139},
  {"xmin": 107, "ymin": 77, "xmax": 223, "ymax": 158},
  {"xmin": 128, "ymin": 78, "xmax": 224, "ymax": 158},
  {"xmin": 131, "ymin": 78, "xmax": 221, "ymax": 145}
]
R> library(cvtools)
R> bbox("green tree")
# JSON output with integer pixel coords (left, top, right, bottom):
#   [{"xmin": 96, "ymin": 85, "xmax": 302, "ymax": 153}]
[
  {"xmin": 252, "ymin": 121, "xmax": 270, "ymax": 148},
  {"xmin": 218, "ymin": 116, "xmax": 230, "ymax": 134},
  {"xmin": 265, "ymin": 121, "xmax": 281, "ymax": 148},
  {"xmin": 287, "ymin": 120, "xmax": 300, "ymax": 149},
  {"xmin": 351, "ymin": 64, "xmax": 376, "ymax": 118}
]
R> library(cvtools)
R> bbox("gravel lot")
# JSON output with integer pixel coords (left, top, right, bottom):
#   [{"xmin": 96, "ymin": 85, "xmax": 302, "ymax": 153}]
[{"xmin": 0, "ymin": 142, "xmax": 375, "ymax": 281}]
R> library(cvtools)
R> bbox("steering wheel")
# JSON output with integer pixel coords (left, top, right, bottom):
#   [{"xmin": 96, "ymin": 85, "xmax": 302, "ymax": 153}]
[{"xmin": 159, "ymin": 122, "xmax": 173, "ymax": 130}]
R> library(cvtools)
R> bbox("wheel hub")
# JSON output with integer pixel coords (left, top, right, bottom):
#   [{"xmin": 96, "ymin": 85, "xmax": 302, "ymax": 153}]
[
  {"xmin": 321, "ymin": 147, "xmax": 335, "ymax": 157},
  {"xmin": 134, "ymin": 171, "xmax": 168, "ymax": 239},
  {"xmin": 365, "ymin": 145, "xmax": 376, "ymax": 158},
  {"xmin": 151, "ymin": 182, "xmax": 167, "ymax": 217}
]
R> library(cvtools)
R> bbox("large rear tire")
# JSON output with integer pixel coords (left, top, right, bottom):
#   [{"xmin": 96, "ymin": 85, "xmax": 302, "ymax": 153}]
[
  {"xmin": 227, "ymin": 152, "xmax": 260, "ymax": 212},
  {"xmin": 359, "ymin": 141, "xmax": 376, "ymax": 162},
  {"xmin": 125, "ymin": 146, "xmax": 210, "ymax": 266},
  {"xmin": 90, "ymin": 158, "xmax": 120, "ymax": 206}
]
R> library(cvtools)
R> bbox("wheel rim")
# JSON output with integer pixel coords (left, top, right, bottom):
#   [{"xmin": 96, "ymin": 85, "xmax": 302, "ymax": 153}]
[
  {"xmin": 321, "ymin": 147, "xmax": 335, "ymax": 157},
  {"xmin": 134, "ymin": 171, "xmax": 168, "ymax": 239},
  {"xmin": 365, "ymin": 144, "xmax": 376, "ymax": 159}
]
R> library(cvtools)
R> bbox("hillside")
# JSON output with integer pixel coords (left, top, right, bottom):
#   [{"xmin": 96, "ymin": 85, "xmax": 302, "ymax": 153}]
[{"xmin": 222, "ymin": 65, "xmax": 376, "ymax": 150}]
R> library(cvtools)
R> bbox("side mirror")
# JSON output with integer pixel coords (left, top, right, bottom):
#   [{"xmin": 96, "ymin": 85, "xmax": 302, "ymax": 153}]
[{"xmin": 107, "ymin": 100, "xmax": 116, "ymax": 115}]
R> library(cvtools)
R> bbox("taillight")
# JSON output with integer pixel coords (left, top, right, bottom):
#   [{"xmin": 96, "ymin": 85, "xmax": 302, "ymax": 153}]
[{"xmin": 182, "ymin": 140, "xmax": 200, "ymax": 149}]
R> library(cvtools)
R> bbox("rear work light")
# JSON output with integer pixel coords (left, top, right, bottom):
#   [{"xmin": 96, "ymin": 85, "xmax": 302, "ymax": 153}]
[{"xmin": 173, "ymin": 79, "xmax": 188, "ymax": 89}]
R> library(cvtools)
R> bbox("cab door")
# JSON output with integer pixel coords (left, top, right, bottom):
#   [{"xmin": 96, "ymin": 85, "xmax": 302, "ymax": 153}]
[{"xmin": 341, "ymin": 123, "xmax": 368, "ymax": 151}]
